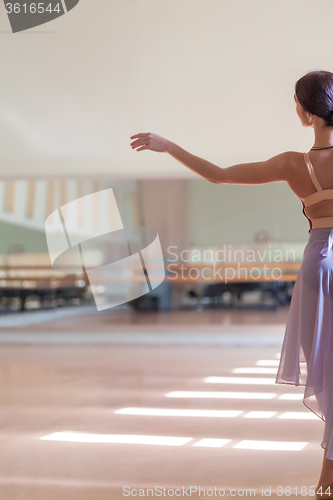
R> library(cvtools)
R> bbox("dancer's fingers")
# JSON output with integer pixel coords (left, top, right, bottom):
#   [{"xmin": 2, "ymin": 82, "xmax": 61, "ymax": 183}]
[
  {"xmin": 130, "ymin": 133, "xmax": 149, "ymax": 140},
  {"xmin": 130, "ymin": 132, "xmax": 169, "ymax": 153},
  {"xmin": 131, "ymin": 139, "xmax": 148, "ymax": 149}
]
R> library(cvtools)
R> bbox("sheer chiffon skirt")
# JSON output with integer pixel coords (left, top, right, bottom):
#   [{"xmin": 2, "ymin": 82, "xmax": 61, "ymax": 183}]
[{"xmin": 276, "ymin": 228, "xmax": 333, "ymax": 458}]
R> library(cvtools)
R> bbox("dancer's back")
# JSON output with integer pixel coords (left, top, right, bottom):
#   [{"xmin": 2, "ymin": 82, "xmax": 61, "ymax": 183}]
[{"xmin": 285, "ymin": 150, "xmax": 333, "ymax": 230}]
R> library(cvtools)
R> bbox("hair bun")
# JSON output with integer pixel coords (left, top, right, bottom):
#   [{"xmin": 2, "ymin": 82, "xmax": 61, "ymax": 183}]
[{"xmin": 295, "ymin": 71, "xmax": 333, "ymax": 128}]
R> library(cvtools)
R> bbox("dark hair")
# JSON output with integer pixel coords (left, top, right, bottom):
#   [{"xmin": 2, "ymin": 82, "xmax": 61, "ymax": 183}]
[{"xmin": 295, "ymin": 70, "xmax": 333, "ymax": 127}]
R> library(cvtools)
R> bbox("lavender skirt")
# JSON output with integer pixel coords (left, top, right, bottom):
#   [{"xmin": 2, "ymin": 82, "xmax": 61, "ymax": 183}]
[{"xmin": 276, "ymin": 228, "xmax": 333, "ymax": 458}]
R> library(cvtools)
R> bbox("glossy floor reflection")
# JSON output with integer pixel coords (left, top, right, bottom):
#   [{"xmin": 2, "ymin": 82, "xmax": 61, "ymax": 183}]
[{"xmin": 0, "ymin": 334, "xmax": 323, "ymax": 499}]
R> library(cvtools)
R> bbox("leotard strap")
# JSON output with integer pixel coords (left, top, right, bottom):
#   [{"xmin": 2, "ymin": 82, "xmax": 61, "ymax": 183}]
[{"xmin": 303, "ymin": 152, "xmax": 322, "ymax": 192}]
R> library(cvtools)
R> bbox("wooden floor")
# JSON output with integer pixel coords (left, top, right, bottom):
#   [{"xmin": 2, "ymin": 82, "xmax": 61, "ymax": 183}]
[
  {"xmin": 0, "ymin": 341, "xmax": 322, "ymax": 500},
  {"xmin": 2, "ymin": 305, "xmax": 290, "ymax": 331},
  {"xmin": 1, "ymin": 305, "xmax": 323, "ymax": 499}
]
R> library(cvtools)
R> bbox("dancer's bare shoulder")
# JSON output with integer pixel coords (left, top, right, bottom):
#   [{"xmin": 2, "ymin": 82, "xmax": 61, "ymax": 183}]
[{"xmin": 283, "ymin": 151, "xmax": 317, "ymax": 199}]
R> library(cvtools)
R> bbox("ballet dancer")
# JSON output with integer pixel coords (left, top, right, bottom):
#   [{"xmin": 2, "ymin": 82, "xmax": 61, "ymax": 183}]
[{"xmin": 130, "ymin": 70, "xmax": 333, "ymax": 499}]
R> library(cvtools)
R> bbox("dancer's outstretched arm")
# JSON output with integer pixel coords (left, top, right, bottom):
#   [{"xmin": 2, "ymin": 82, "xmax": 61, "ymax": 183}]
[{"xmin": 130, "ymin": 132, "xmax": 291, "ymax": 185}]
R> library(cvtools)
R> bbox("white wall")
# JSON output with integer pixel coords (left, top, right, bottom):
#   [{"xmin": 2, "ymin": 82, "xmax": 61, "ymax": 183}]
[{"xmin": 1, "ymin": 0, "xmax": 333, "ymax": 178}]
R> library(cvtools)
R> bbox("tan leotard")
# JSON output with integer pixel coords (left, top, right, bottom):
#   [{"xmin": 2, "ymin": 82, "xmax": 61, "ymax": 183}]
[{"xmin": 301, "ymin": 152, "xmax": 333, "ymax": 231}]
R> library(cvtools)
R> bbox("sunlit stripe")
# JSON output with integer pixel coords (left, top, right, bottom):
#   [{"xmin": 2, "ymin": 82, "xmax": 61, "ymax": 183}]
[
  {"xmin": 256, "ymin": 360, "xmax": 280, "ymax": 367},
  {"xmin": 165, "ymin": 391, "xmax": 276, "ymax": 400},
  {"xmin": 93, "ymin": 181, "xmax": 100, "ymax": 230},
  {"xmin": 77, "ymin": 180, "xmax": 84, "ymax": 227},
  {"xmin": 205, "ymin": 377, "xmax": 276, "ymax": 385},
  {"xmin": 279, "ymin": 394, "xmax": 303, "ymax": 400},
  {"xmin": 47, "ymin": 181, "xmax": 55, "ymax": 217},
  {"xmin": 115, "ymin": 407, "xmax": 318, "ymax": 421},
  {"xmin": 194, "ymin": 439, "xmax": 231, "ymax": 448},
  {"xmin": 243, "ymin": 411, "xmax": 276, "ymax": 419},
  {"xmin": 26, "ymin": 181, "xmax": 35, "ymax": 218},
  {"xmin": 279, "ymin": 412, "xmax": 319, "ymax": 420},
  {"xmin": 60, "ymin": 180, "xmax": 67, "ymax": 207},
  {"xmin": 115, "ymin": 408, "xmax": 242, "ymax": 418},
  {"xmin": 233, "ymin": 368, "xmax": 277, "ymax": 374},
  {"xmin": 4, "ymin": 181, "xmax": 15, "ymax": 212},
  {"xmin": 40, "ymin": 432, "xmax": 192, "ymax": 446},
  {"xmin": 233, "ymin": 440, "xmax": 308, "ymax": 451}
]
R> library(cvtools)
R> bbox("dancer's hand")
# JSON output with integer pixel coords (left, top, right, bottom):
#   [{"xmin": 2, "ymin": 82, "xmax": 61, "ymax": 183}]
[{"xmin": 130, "ymin": 132, "xmax": 171, "ymax": 153}]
